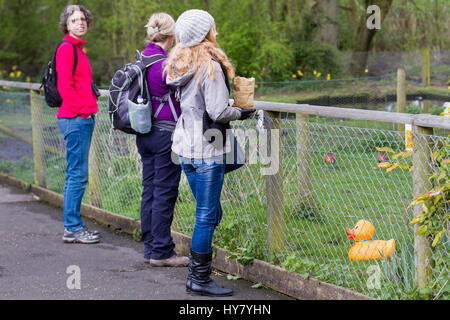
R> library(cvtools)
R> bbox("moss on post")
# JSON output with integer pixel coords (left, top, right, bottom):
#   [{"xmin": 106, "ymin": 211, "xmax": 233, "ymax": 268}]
[
  {"xmin": 412, "ymin": 125, "xmax": 433, "ymax": 289},
  {"xmin": 88, "ymin": 123, "xmax": 103, "ymax": 208},
  {"xmin": 30, "ymin": 90, "xmax": 46, "ymax": 187},
  {"xmin": 397, "ymin": 68, "xmax": 406, "ymax": 133},
  {"xmin": 263, "ymin": 111, "xmax": 285, "ymax": 254}
]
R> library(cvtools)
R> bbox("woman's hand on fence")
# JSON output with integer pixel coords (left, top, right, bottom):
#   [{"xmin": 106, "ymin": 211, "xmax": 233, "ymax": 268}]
[{"xmin": 239, "ymin": 108, "xmax": 256, "ymax": 120}]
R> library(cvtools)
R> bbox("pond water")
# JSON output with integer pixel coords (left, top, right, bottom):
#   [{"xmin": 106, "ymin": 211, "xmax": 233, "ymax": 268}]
[
  {"xmin": 345, "ymin": 99, "xmax": 447, "ymax": 113},
  {"xmin": 297, "ymin": 91, "xmax": 449, "ymax": 113}
]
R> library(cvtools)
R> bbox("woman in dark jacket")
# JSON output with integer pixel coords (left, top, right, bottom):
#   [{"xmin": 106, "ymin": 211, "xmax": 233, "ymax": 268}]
[{"xmin": 136, "ymin": 13, "xmax": 188, "ymax": 267}]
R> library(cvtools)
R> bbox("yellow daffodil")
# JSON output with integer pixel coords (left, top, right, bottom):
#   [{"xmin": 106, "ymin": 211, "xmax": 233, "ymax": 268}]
[
  {"xmin": 9, "ymin": 72, "xmax": 15, "ymax": 78},
  {"xmin": 16, "ymin": 71, "xmax": 22, "ymax": 78},
  {"xmin": 12, "ymin": 65, "xmax": 17, "ymax": 70},
  {"xmin": 292, "ymin": 74, "xmax": 297, "ymax": 78},
  {"xmin": 26, "ymin": 76, "xmax": 31, "ymax": 82},
  {"xmin": 2, "ymin": 85, "xmax": 10, "ymax": 90},
  {"xmin": 297, "ymin": 70, "xmax": 303, "ymax": 77},
  {"xmin": 365, "ymin": 68, "xmax": 369, "ymax": 73},
  {"xmin": 313, "ymin": 70, "xmax": 317, "ymax": 75},
  {"xmin": 327, "ymin": 74, "xmax": 331, "ymax": 80},
  {"xmin": 316, "ymin": 72, "xmax": 321, "ymax": 78}
]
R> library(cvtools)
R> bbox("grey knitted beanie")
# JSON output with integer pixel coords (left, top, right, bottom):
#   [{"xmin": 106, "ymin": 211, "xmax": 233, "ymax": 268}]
[{"xmin": 175, "ymin": 9, "xmax": 215, "ymax": 48}]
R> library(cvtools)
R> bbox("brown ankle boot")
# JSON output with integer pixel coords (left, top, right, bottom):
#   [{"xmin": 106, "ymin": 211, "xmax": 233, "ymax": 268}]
[{"xmin": 150, "ymin": 254, "xmax": 189, "ymax": 267}]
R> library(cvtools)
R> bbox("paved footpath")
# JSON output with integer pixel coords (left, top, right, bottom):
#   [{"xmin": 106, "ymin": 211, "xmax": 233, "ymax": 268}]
[{"xmin": 0, "ymin": 183, "xmax": 292, "ymax": 301}]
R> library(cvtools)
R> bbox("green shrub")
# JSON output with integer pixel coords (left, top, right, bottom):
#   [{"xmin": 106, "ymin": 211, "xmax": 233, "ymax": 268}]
[
  {"xmin": 429, "ymin": 105, "xmax": 444, "ymax": 116},
  {"xmin": 291, "ymin": 41, "xmax": 344, "ymax": 79},
  {"xmin": 406, "ymin": 104, "xmax": 422, "ymax": 114}
]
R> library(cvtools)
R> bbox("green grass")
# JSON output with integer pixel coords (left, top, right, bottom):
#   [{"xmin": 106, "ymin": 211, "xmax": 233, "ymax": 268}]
[
  {"xmin": 0, "ymin": 156, "xmax": 34, "ymax": 183},
  {"xmin": 0, "ymin": 113, "xmax": 31, "ymax": 129}
]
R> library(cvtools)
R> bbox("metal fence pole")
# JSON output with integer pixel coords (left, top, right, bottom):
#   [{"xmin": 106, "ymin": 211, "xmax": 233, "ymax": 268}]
[
  {"xmin": 30, "ymin": 90, "xmax": 46, "ymax": 187},
  {"xmin": 412, "ymin": 125, "xmax": 433, "ymax": 289},
  {"xmin": 264, "ymin": 111, "xmax": 285, "ymax": 254}
]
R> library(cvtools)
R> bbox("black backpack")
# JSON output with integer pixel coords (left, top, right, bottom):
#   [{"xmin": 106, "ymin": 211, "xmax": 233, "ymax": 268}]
[
  {"xmin": 108, "ymin": 51, "xmax": 168, "ymax": 135},
  {"xmin": 41, "ymin": 40, "xmax": 78, "ymax": 108}
]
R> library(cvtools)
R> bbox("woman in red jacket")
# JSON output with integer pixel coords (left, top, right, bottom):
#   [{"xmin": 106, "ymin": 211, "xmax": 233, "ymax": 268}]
[{"xmin": 56, "ymin": 5, "xmax": 100, "ymax": 244}]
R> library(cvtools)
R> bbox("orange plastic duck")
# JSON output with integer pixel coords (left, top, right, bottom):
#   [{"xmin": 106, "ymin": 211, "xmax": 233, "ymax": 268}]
[{"xmin": 346, "ymin": 220, "xmax": 395, "ymax": 261}]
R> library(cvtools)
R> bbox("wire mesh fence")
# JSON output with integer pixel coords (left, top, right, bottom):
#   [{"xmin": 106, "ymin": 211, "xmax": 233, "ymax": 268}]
[{"xmin": 0, "ymin": 87, "xmax": 448, "ymax": 300}]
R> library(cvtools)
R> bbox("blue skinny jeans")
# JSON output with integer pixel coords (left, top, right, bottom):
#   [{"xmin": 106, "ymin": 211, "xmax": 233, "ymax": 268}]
[{"xmin": 179, "ymin": 155, "xmax": 225, "ymax": 254}]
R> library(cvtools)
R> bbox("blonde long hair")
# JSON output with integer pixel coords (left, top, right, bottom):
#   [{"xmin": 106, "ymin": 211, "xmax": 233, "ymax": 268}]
[{"xmin": 164, "ymin": 26, "xmax": 235, "ymax": 82}]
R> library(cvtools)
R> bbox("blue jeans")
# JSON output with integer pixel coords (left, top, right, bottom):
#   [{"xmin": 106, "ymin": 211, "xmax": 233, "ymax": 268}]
[
  {"xmin": 179, "ymin": 155, "xmax": 225, "ymax": 254},
  {"xmin": 58, "ymin": 116, "xmax": 95, "ymax": 232},
  {"xmin": 136, "ymin": 128, "xmax": 181, "ymax": 260}
]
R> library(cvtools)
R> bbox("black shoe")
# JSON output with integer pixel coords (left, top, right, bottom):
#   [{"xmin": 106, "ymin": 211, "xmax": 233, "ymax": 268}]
[{"xmin": 186, "ymin": 250, "xmax": 233, "ymax": 297}]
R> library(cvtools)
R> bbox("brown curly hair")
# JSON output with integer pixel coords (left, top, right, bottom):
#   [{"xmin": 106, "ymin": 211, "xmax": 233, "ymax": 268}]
[{"xmin": 59, "ymin": 5, "xmax": 93, "ymax": 34}]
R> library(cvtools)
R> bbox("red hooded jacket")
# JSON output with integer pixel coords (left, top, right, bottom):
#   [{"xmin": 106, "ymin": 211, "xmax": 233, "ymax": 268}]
[{"xmin": 55, "ymin": 34, "xmax": 98, "ymax": 118}]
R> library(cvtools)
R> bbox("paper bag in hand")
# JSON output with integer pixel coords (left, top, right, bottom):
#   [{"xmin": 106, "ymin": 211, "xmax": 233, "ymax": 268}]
[{"xmin": 232, "ymin": 77, "xmax": 255, "ymax": 109}]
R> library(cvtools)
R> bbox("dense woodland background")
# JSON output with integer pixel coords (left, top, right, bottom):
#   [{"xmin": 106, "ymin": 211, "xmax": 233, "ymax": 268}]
[{"xmin": 0, "ymin": 0, "xmax": 449, "ymax": 86}]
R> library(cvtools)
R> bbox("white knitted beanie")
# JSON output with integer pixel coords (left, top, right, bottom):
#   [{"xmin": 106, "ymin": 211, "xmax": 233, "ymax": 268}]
[{"xmin": 175, "ymin": 9, "xmax": 215, "ymax": 48}]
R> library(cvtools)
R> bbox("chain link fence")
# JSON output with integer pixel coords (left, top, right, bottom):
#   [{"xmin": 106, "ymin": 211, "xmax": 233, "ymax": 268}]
[{"xmin": 0, "ymin": 85, "xmax": 448, "ymax": 300}]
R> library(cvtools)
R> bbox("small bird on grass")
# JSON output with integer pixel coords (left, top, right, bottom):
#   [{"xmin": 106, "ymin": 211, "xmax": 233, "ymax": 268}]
[
  {"xmin": 377, "ymin": 151, "xmax": 389, "ymax": 163},
  {"xmin": 323, "ymin": 152, "xmax": 337, "ymax": 167}
]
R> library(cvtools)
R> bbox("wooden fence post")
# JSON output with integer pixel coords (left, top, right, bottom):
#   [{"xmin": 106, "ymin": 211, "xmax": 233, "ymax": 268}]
[
  {"xmin": 421, "ymin": 48, "xmax": 431, "ymax": 113},
  {"xmin": 30, "ymin": 90, "xmax": 46, "ymax": 187},
  {"xmin": 296, "ymin": 113, "xmax": 312, "ymax": 204},
  {"xmin": 397, "ymin": 68, "xmax": 406, "ymax": 133},
  {"xmin": 263, "ymin": 111, "xmax": 285, "ymax": 254},
  {"xmin": 88, "ymin": 123, "xmax": 103, "ymax": 208},
  {"xmin": 412, "ymin": 125, "xmax": 433, "ymax": 289},
  {"xmin": 421, "ymin": 48, "xmax": 431, "ymax": 87}
]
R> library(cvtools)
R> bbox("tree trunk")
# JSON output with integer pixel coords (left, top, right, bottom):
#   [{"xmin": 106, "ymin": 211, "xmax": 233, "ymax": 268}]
[
  {"xmin": 315, "ymin": 0, "xmax": 340, "ymax": 48},
  {"xmin": 349, "ymin": 0, "xmax": 393, "ymax": 76}
]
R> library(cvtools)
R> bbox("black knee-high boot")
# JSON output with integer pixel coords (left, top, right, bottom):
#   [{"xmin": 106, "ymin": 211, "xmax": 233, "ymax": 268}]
[{"xmin": 186, "ymin": 249, "xmax": 233, "ymax": 297}]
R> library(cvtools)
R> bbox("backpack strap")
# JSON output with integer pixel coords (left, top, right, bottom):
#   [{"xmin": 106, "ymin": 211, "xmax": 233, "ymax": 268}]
[
  {"xmin": 58, "ymin": 40, "xmax": 78, "ymax": 76},
  {"xmin": 142, "ymin": 52, "xmax": 165, "ymax": 98},
  {"xmin": 153, "ymin": 89, "xmax": 179, "ymax": 121},
  {"xmin": 141, "ymin": 53, "xmax": 166, "ymax": 67},
  {"xmin": 141, "ymin": 53, "xmax": 179, "ymax": 121}
]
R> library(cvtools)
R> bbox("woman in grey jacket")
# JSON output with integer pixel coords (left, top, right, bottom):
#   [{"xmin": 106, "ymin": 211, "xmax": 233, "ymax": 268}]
[{"xmin": 165, "ymin": 9, "xmax": 254, "ymax": 297}]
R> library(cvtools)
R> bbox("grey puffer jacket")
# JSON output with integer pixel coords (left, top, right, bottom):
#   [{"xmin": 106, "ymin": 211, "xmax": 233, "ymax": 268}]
[{"xmin": 166, "ymin": 60, "xmax": 241, "ymax": 159}]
